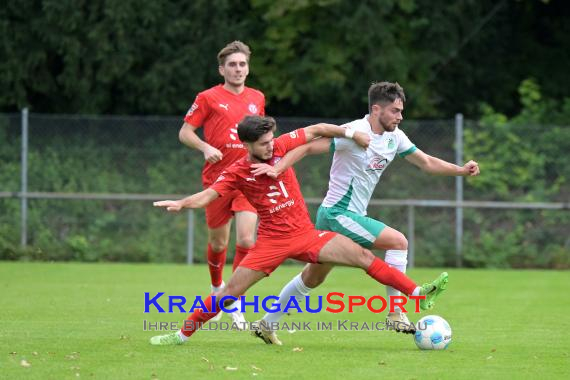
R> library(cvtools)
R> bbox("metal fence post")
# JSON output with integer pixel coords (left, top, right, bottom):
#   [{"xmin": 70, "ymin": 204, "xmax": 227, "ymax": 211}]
[
  {"xmin": 455, "ymin": 114, "xmax": 464, "ymax": 267},
  {"xmin": 407, "ymin": 204, "xmax": 415, "ymax": 269},
  {"xmin": 187, "ymin": 209, "xmax": 194, "ymax": 264},
  {"xmin": 21, "ymin": 108, "xmax": 29, "ymax": 247}
]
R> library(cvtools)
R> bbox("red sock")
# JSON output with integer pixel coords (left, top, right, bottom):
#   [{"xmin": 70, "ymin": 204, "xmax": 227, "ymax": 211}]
[
  {"xmin": 232, "ymin": 245, "xmax": 249, "ymax": 272},
  {"xmin": 207, "ymin": 244, "xmax": 226, "ymax": 288},
  {"xmin": 366, "ymin": 257, "xmax": 417, "ymax": 296},
  {"xmin": 181, "ymin": 295, "xmax": 219, "ymax": 337}
]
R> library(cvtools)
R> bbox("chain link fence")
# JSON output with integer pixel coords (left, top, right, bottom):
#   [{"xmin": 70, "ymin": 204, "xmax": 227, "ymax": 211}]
[{"xmin": 1, "ymin": 112, "xmax": 568, "ymax": 268}]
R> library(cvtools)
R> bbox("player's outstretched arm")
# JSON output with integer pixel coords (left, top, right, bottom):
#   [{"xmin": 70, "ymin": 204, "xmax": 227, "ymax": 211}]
[
  {"xmin": 153, "ymin": 189, "xmax": 220, "ymax": 212},
  {"xmin": 405, "ymin": 150, "xmax": 480, "ymax": 176},
  {"xmin": 250, "ymin": 137, "xmax": 331, "ymax": 178},
  {"xmin": 304, "ymin": 123, "xmax": 370, "ymax": 149},
  {"xmin": 179, "ymin": 122, "xmax": 223, "ymax": 164}
]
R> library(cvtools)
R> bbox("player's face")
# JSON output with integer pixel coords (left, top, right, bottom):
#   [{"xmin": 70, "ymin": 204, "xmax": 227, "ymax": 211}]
[
  {"xmin": 249, "ymin": 131, "xmax": 274, "ymax": 162},
  {"xmin": 219, "ymin": 52, "xmax": 249, "ymax": 87},
  {"xmin": 376, "ymin": 98, "xmax": 404, "ymax": 132}
]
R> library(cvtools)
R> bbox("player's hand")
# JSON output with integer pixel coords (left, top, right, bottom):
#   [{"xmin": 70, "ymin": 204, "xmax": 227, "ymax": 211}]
[
  {"xmin": 153, "ymin": 200, "xmax": 184, "ymax": 212},
  {"xmin": 250, "ymin": 163, "xmax": 280, "ymax": 178},
  {"xmin": 463, "ymin": 160, "xmax": 480, "ymax": 176},
  {"xmin": 203, "ymin": 144, "xmax": 223, "ymax": 164},
  {"xmin": 353, "ymin": 131, "xmax": 371, "ymax": 149}
]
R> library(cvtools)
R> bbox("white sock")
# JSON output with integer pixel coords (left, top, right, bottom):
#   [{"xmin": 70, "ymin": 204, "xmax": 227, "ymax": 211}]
[
  {"xmin": 262, "ymin": 273, "xmax": 312, "ymax": 324},
  {"xmin": 177, "ymin": 330, "xmax": 188, "ymax": 341},
  {"xmin": 227, "ymin": 299, "xmax": 241, "ymax": 314},
  {"xmin": 211, "ymin": 281, "xmax": 225, "ymax": 293},
  {"xmin": 385, "ymin": 249, "xmax": 408, "ymax": 313}
]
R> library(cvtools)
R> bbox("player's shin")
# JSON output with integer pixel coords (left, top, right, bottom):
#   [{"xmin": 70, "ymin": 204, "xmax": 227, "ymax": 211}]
[
  {"xmin": 384, "ymin": 249, "xmax": 408, "ymax": 311},
  {"xmin": 262, "ymin": 273, "xmax": 313, "ymax": 324},
  {"xmin": 366, "ymin": 257, "xmax": 416, "ymax": 296},
  {"xmin": 180, "ymin": 295, "xmax": 220, "ymax": 338},
  {"xmin": 232, "ymin": 245, "xmax": 249, "ymax": 272}
]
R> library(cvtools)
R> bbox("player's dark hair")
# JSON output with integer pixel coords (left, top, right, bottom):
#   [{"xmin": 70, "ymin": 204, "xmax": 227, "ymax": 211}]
[
  {"xmin": 217, "ymin": 41, "xmax": 251, "ymax": 65},
  {"xmin": 238, "ymin": 115, "xmax": 277, "ymax": 142},
  {"xmin": 368, "ymin": 82, "xmax": 406, "ymax": 113}
]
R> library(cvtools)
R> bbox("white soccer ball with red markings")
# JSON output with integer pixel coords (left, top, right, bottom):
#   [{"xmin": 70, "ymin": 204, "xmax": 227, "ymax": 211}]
[{"xmin": 414, "ymin": 315, "xmax": 452, "ymax": 350}]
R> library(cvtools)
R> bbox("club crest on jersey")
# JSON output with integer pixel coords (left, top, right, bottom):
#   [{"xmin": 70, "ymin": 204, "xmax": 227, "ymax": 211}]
[
  {"xmin": 270, "ymin": 156, "xmax": 282, "ymax": 165},
  {"xmin": 366, "ymin": 156, "xmax": 388, "ymax": 172},
  {"xmin": 387, "ymin": 138, "xmax": 395, "ymax": 149},
  {"xmin": 248, "ymin": 103, "xmax": 258, "ymax": 114},
  {"xmin": 186, "ymin": 103, "xmax": 198, "ymax": 116}
]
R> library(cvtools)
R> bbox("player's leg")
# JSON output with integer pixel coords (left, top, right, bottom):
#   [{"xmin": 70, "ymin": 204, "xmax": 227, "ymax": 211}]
[
  {"xmin": 371, "ymin": 226, "xmax": 414, "ymax": 332},
  {"xmin": 207, "ymin": 222, "xmax": 232, "ymax": 290},
  {"xmin": 204, "ymin": 195, "xmax": 236, "ymax": 321},
  {"xmin": 317, "ymin": 234, "xmax": 448, "ymax": 310},
  {"xmin": 320, "ymin": 205, "xmax": 415, "ymax": 332},
  {"xmin": 261, "ymin": 263, "xmax": 334, "ymax": 326},
  {"xmin": 233, "ymin": 210, "xmax": 257, "ymax": 270},
  {"xmin": 150, "ymin": 267, "xmax": 266, "ymax": 346},
  {"xmin": 224, "ymin": 209, "xmax": 257, "ymax": 326}
]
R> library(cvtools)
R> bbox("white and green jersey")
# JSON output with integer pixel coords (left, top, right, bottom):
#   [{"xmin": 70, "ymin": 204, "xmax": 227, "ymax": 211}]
[{"xmin": 322, "ymin": 115, "xmax": 417, "ymax": 215}]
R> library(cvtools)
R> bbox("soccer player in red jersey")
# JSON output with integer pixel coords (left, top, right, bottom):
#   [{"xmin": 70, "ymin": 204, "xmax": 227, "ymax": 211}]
[
  {"xmin": 179, "ymin": 41, "xmax": 265, "ymax": 324},
  {"xmin": 150, "ymin": 115, "xmax": 448, "ymax": 346}
]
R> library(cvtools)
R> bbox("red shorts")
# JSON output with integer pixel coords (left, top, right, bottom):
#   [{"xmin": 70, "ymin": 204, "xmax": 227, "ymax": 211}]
[
  {"xmin": 205, "ymin": 189, "xmax": 256, "ymax": 229},
  {"xmin": 239, "ymin": 229, "xmax": 338, "ymax": 275}
]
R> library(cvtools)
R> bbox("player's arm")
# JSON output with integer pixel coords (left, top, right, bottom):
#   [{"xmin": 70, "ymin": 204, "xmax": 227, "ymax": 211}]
[
  {"xmin": 153, "ymin": 189, "xmax": 220, "ymax": 212},
  {"xmin": 405, "ymin": 149, "xmax": 480, "ymax": 176},
  {"xmin": 303, "ymin": 123, "xmax": 370, "ymax": 149},
  {"xmin": 179, "ymin": 122, "xmax": 223, "ymax": 164},
  {"xmin": 250, "ymin": 137, "xmax": 331, "ymax": 178}
]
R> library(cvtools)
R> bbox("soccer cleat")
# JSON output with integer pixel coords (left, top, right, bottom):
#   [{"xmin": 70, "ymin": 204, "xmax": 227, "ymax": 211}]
[
  {"xmin": 419, "ymin": 272, "xmax": 449, "ymax": 311},
  {"xmin": 149, "ymin": 332, "xmax": 185, "ymax": 346},
  {"xmin": 251, "ymin": 320, "xmax": 282, "ymax": 346},
  {"xmin": 386, "ymin": 310, "xmax": 416, "ymax": 334}
]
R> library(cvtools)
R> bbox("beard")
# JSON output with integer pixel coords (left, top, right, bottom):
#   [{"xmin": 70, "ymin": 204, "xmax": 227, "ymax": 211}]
[{"xmin": 252, "ymin": 152, "xmax": 272, "ymax": 162}]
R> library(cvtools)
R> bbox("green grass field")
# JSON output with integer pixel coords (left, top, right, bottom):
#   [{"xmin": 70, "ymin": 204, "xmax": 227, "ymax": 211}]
[{"xmin": 1, "ymin": 262, "xmax": 569, "ymax": 379}]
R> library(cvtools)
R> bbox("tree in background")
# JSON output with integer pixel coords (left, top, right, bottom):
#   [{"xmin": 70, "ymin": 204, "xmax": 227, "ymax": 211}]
[{"xmin": 0, "ymin": 0, "xmax": 568, "ymax": 118}]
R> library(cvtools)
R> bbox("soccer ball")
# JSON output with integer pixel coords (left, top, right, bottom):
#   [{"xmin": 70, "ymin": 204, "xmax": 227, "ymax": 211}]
[{"xmin": 414, "ymin": 315, "xmax": 452, "ymax": 350}]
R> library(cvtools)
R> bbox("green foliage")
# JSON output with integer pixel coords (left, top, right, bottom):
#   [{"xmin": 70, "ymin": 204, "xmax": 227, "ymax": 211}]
[
  {"xmin": 2, "ymin": 1, "xmax": 568, "ymax": 118},
  {"xmin": 461, "ymin": 79, "xmax": 570, "ymax": 268}
]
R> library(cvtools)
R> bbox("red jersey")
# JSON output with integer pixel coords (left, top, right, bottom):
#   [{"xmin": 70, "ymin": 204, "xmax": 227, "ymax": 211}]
[
  {"xmin": 184, "ymin": 84, "xmax": 265, "ymax": 187},
  {"xmin": 210, "ymin": 129, "xmax": 313, "ymax": 237}
]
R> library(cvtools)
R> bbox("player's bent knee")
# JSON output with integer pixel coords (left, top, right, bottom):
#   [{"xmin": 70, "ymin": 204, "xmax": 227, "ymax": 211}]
[
  {"xmin": 209, "ymin": 240, "xmax": 228, "ymax": 252},
  {"xmin": 391, "ymin": 233, "xmax": 408, "ymax": 250},
  {"xmin": 358, "ymin": 248, "xmax": 375, "ymax": 268},
  {"xmin": 236, "ymin": 236, "xmax": 255, "ymax": 249}
]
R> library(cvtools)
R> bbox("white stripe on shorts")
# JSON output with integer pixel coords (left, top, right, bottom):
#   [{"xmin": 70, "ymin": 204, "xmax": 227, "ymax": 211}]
[{"xmin": 335, "ymin": 214, "xmax": 376, "ymax": 244}]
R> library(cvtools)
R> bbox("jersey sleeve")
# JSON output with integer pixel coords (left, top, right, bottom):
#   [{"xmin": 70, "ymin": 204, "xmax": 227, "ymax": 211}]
[
  {"xmin": 274, "ymin": 128, "xmax": 307, "ymax": 154},
  {"xmin": 333, "ymin": 121, "xmax": 366, "ymax": 152},
  {"xmin": 209, "ymin": 168, "xmax": 239, "ymax": 197},
  {"xmin": 183, "ymin": 92, "xmax": 210, "ymax": 127},
  {"xmin": 396, "ymin": 128, "xmax": 417, "ymax": 157},
  {"xmin": 259, "ymin": 95, "xmax": 266, "ymax": 116}
]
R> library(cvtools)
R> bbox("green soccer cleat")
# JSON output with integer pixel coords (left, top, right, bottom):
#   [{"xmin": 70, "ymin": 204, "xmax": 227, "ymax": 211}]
[
  {"xmin": 149, "ymin": 332, "xmax": 185, "ymax": 346},
  {"xmin": 419, "ymin": 272, "xmax": 449, "ymax": 311}
]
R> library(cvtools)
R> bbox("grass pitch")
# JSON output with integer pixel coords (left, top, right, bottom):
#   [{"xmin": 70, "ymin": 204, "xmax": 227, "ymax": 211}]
[{"xmin": 1, "ymin": 262, "xmax": 569, "ymax": 379}]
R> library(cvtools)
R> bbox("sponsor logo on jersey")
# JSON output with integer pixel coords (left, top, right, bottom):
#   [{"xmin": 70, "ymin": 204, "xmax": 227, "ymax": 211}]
[
  {"xmin": 366, "ymin": 156, "xmax": 388, "ymax": 172},
  {"xmin": 186, "ymin": 103, "xmax": 198, "ymax": 116},
  {"xmin": 229, "ymin": 127, "xmax": 238, "ymax": 141},
  {"xmin": 219, "ymin": 103, "xmax": 229, "ymax": 110},
  {"xmin": 248, "ymin": 103, "xmax": 258, "ymax": 114}
]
